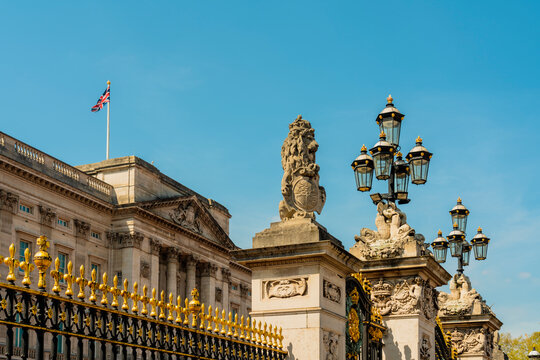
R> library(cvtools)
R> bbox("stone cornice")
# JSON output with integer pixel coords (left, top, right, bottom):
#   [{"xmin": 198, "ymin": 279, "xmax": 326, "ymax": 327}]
[
  {"xmin": 228, "ymin": 261, "xmax": 252, "ymax": 275},
  {"xmin": 439, "ymin": 313, "xmax": 503, "ymax": 332},
  {"xmin": 0, "ymin": 156, "xmax": 114, "ymax": 214},
  {"xmin": 358, "ymin": 255, "xmax": 451, "ymax": 288},
  {"xmin": 113, "ymin": 205, "xmax": 232, "ymax": 256}
]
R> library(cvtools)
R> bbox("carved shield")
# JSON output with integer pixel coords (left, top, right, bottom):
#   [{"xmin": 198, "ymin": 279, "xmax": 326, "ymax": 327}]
[{"xmin": 292, "ymin": 176, "xmax": 320, "ymax": 212}]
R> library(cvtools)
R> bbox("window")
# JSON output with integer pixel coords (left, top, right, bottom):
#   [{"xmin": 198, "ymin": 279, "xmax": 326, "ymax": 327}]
[
  {"xmin": 91, "ymin": 231, "xmax": 101, "ymax": 240},
  {"xmin": 116, "ymin": 271, "xmax": 123, "ymax": 283},
  {"xmin": 57, "ymin": 218, "xmax": 69, "ymax": 228},
  {"xmin": 231, "ymin": 304, "xmax": 239, "ymax": 319},
  {"xmin": 91, "ymin": 263, "xmax": 100, "ymax": 279},
  {"xmin": 58, "ymin": 252, "xmax": 67, "ymax": 283},
  {"xmin": 19, "ymin": 241, "xmax": 30, "ymax": 263},
  {"xmin": 19, "ymin": 204, "xmax": 33, "ymax": 214},
  {"xmin": 231, "ymin": 284, "xmax": 238, "ymax": 291}
]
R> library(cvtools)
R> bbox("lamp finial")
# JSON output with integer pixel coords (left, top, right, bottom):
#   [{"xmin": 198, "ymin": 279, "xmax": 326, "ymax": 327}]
[{"xmin": 387, "ymin": 94, "xmax": 393, "ymax": 103}]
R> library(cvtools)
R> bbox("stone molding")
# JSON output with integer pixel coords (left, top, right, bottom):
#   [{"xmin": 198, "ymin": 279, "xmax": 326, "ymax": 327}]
[
  {"xmin": 323, "ymin": 279, "xmax": 341, "ymax": 303},
  {"xmin": 38, "ymin": 205, "xmax": 56, "ymax": 227},
  {"xmin": 263, "ymin": 277, "xmax": 308, "ymax": 299},
  {"xmin": 165, "ymin": 247, "xmax": 180, "ymax": 262},
  {"xmin": 370, "ymin": 277, "xmax": 437, "ymax": 320},
  {"xmin": 0, "ymin": 189, "xmax": 18, "ymax": 213},
  {"xmin": 74, "ymin": 219, "xmax": 90, "ymax": 238},
  {"xmin": 149, "ymin": 238, "xmax": 162, "ymax": 255},
  {"xmin": 108, "ymin": 231, "xmax": 144, "ymax": 250},
  {"xmin": 200, "ymin": 262, "xmax": 218, "ymax": 278},
  {"xmin": 449, "ymin": 327, "xmax": 494, "ymax": 357},
  {"xmin": 221, "ymin": 268, "xmax": 231, "ymax": 282}
]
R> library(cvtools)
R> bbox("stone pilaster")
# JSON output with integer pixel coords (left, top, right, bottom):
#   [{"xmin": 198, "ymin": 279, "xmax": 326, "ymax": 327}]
[
  {"xmin": 185, "ymin": 256, "xmax": 197, "ymax": 297},
  {"xmin": 0, "ymin": 189, "xmax": 18, "ymax": 234},
  {"xmin": 200, "ymin": 262, "xmax": 218, "ymax": 309},
  {"xmin": 149, "ymin": 238, "xmax": 161, "ymax": 292},
  {"xmin": 108, "ymin": 231, "xmax": 144, "ymax": 285},
  {"xmin": 166, "ymin": 247, "xmax": 180, "ymax": 298},
  {"xmin": 221, "ymin": 268, "xmax": 231, "ymax": 314}
]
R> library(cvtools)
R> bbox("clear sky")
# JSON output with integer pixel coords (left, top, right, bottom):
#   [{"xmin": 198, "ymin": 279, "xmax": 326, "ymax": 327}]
[{"xmin": 1, "ymin": 1, "xmax": 538, "ymax": 336}]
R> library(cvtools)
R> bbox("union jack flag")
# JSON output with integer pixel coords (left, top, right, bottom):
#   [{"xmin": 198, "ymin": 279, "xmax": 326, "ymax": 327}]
[{"xmin": 91, "ymin": 84, "xmax": 110, "ymax": 112}]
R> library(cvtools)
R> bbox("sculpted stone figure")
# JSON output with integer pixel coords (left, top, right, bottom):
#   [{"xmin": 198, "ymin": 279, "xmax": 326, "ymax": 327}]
[
  {"xmin": 170, "ymin": 202, "xmax": 202, "ymax": 233},
  {"xmin": 279, "ymin": 115, "xmax": 326, "ymax": 220},
  {"xmin": 450, "ymin": 328, "xmax": 492, "ymax": 355},
  {"xmin": 438, "ymin": 273, "xmax": 492, "ymax": 316},
  {"xmin": 352, "ymin": 201, "xmax": 427, "ymax": 259}
]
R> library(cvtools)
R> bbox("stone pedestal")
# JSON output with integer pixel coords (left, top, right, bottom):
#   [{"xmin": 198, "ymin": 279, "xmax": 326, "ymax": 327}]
[{"xmin": 234, "ymin": 219, "xmax": 361, "ymax": 360}]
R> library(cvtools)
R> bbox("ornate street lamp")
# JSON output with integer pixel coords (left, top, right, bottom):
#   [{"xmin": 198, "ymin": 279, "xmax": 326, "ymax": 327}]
[
  {"xmin": 376, "ymin": 94, "xmax": 404, "ymax": 147},
  {"xmin": 431, "ymin": 230, "xmax": 449, "ymax": 263},
  {"xmin": 431, "ymin": 198, "xmax": 491, "ymax": 274},
  {"xmin": 352, "ymin": 95, "xmax": 431, "ymax": 205},
  {"xmin": 450, "ymin": 198, "xmax": 469, "ymax": 233},
  {"xmin": 528, "ymin": 348, "xmax": 540, "ymax": 359},
  {"xmin": 406, "ymin": 136, "xmax": 432, "ymax": 185},
  {"xmin": 351, "ymin": 145, "xmax": 374, "ymax": 192},
  {"xmin": 369, "ymin": 132, "xmax": 395, "ymax": 180},
  {"xmin": 471, "ymin": 227, "xmax": 490, "ymax": 260}
]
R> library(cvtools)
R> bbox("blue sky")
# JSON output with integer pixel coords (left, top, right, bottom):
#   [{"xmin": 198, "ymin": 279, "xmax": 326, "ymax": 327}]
[{"xmin": 1, "ymin": 1, "xmax": 538, "ymax": 336}]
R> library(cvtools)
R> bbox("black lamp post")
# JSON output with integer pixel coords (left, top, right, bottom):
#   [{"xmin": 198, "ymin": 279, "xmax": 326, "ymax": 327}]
[
  {"xmin": 431, "ymin": 198, "xmax": 491, "ymax": 274},
  {"xmin": 351, "ymin": 95, "xmax": 433, "ymax": 205}
]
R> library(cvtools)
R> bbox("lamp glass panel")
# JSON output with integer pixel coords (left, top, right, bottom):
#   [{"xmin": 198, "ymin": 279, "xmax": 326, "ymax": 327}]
[
  {"xmin": 410, "ymin": 158, "xmax": 430, "ymax": 185},
  {"xmin": 394, "ymin": 171, "xmax": 410, "ymax": 195},
  {"xmin": 379, "ymin": 118, "xmax": 401, "ymax": 147},
  {"xmin": 462, "ymin": 249, "xmax": 471, "ymax": 266},
  {"xmin": 433, "ymin": 247, "xmax": 447, "ymax": 263},
  {"xmin": 355, "ymin": 166, "xmax": 374, "ymax": 192},
  {"xmin": 451, "ymin": 213, "xmax": 468, "ymax": 233},
  {"xmin": 373, "ymin": 153, "xmax": 393, "ymax": 180},
  {"xmin": 449, "ymin": 240, "xmax": 463, "ymax": 257},
  {"xmin": 473, "ymin": 242, "xmax": 488, "ymax": 260}
]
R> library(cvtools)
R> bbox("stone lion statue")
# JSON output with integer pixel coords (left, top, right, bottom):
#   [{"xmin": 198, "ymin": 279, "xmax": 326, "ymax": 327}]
[{"xmin": 279, "ymin": 115, "xmax": 326, "ymax": 220}]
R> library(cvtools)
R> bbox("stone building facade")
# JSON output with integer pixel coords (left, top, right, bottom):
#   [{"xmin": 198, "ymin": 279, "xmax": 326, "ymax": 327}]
[{"xmin": 0, "ymin": 131, "xmax": 251, "ymax": 318}]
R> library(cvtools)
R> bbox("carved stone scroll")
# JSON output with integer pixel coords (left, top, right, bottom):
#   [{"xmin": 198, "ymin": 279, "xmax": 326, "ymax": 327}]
[{"xmin": 264, "ymin": 277, "xmax": 308, "ymax": 299}]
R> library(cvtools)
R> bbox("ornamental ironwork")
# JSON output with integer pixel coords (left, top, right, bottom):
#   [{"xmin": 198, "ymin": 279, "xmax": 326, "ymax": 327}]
[{"xmin": 0, "ymin": 236, "xmax": 286, "ymax": 360}]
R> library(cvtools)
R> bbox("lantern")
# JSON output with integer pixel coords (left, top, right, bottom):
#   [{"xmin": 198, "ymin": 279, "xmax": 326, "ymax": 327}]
[
  {"xmin": 351, "ymin": 144, "xmax": 374, "ymax": 192},
  {"xmin": 393, "ymin": 152, "xmax": 410, "ymax": 201},
  {"xmin": 449, "ymin": 198, "xmax": 469, "ymax": 233},
  {"xmin": 369, "ymin": 131, "xmax": 395, "ymax": 180},
  {"xmin": 471, "ymin": 227, "xmax": 490, "ymax": 260},
  {"xmin": 376, "ymin": 94, "xmax": 404, "ymax": 147},
  {"xmin": 406, "ymin": 136, "xmax": 432, "ymax": 185},
  {"xmin": 431, "ymin": 230, "xmax": 448, "ymax": 263},
  {"xmin": 462, "ymin": 240, "xmax": 472, "ymax": 266},
  {"xmin": 447, "ymin": 223, "xmax": 465, "ymax": 257}
]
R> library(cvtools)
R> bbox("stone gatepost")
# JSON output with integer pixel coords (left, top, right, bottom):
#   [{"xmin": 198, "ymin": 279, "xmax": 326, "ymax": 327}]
[
  {"xmin": 234, "ymin": 115, "xmax": 362, "ymax": 359},
  {"xmin": 349, "ymin": 202, "xmax": 451, "ymax": 360},
  {"xmin": 438, "ymin": 273, "xmax": 504, "ymax": 360}
]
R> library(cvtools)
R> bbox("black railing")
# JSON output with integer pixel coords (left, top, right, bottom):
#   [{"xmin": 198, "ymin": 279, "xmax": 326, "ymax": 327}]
[
  {"xmin": 0, "ymin": 237, "xmax": 286, "ymax": 360},
  {"xmin": 435, "ymin": 317, "xmax": 455, "ymax": 360}
]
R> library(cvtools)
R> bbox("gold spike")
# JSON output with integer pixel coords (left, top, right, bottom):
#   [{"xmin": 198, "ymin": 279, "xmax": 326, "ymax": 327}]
[
  {"xmin": 239, "ymin": 315, "xmax": 245, "ymax": 339},
  {"xmin": 158, "ymin": 290, "xmax": 166, "ymax": 320},
  {"xmin": 99, "ymin": 273, "xmax": 109, "ymax": 305},
  {"xmin": 213, "ymin": 308, "xmax": 220, "ymax": 332},
  {"xmin": 33, "ymin": 236, "xmax": 52, "ymax": 290},
  {"xmin": 278, "ymin": 327, "xmax": 283, "ymax": 349},
  {"xmin": 121, "ymin": 279, "xmax": 130, "ymax": 311},
  {"xmin": 167, "ymin": 293, "xmax": 174, "ymax": 321},
  {"xmin": 233, "ymin": 313, "xmax": 239, "ymax": 338},
  {"xmin": 183, "ymin": 298, "xmax": 190, "ymax": 325},
  {"xmin": 257, "ymin": 320, "xmax": 263, "ymax": 344},
  {"xmin": 5, "ymin": 243, "xmax": 19, "ymax": 283},
  {"xmin": 110, "ymin": 275, "xmax": 120, "ymax": 308},
  {"xmin": 75, "ymin": 265, "xmax": 87, "ymax": 300},
  {"xmin": 175, "ymin": 296, "xmax": 183, "ymax": 323},
  {"xmin": 140, "ymin": 285, "xmax": 149, "ymax": 315},
  {"xmin": 220, "ymin": 310, "xmax": 227, "ymax": 335},
  {"xmin": 50, "ymin": 257, "xmax": 62, "ymax": 294},
  {"xmin": 245, "ymin": 316, "xmax": 251, "ymax": 341},
  {"xmin": 88, "ymin": 268, "xmax": 98, "ymax": 303},
  {"xmin": 64, "ymin": 261, "xmax": 74, "ymax": 297},
  {"xmin": 206, "ymin": 305, "xmax": 213, "ymax": 332},
  {"xmin": 227, "ymin": 312, "xmax": 233, "ymax": 336},
  {"xmin": 149, "ymin": 288, "xmax": 158, "ymax": 317},
  {"xmin": 20, "ymin": 247, "xmax": 34, "ymax": 287},
  {"xmin": 131, "ymin": 282, "xmax": 140, "ymax": 313},
  {"xmin": 262, "ymin": 322, "xmax": 268, "ymax": 345},
  {"xmin": 199, "ymin": 303, "xmax": 206, "ymax": 330}
]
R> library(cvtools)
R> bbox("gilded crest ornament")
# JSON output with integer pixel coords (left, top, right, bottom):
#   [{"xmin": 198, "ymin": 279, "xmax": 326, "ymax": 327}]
[
  {"xmin": 348, "ymin": 308, "xmax": 360, "ymax": 343},
  {"xmin": 350, "ymin": 287, "xmax": 360, "ymax": 305}
]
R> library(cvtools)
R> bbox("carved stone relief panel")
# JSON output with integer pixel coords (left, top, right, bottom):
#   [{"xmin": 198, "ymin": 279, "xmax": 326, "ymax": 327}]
[
  {"xmin": 323, "ymin": 329, "xmax": 340, "ymax": 360},
  {"xmin": 38, "ymin": 205, "xmax": 56, "ymax": 227},
  {"xmin": 420, "ymin": 333, "xmax": 432, "ymax": 360},
  {"xmin": 215, "ymin": 287, "xmax": 222, "ymax": 303},
  {"xmin": 263, "ymin": 277, "xmax": 308, "ymax": 299},
  {"xmin": 140, "ymin": 260, "xmax": 150, "ymax": 279},
  {"xmin": 450, "ymin": 327, "xmax": 493, "ymax": 356},
  {"xmin": 74, "ymin": 219, "xmax": 90, "ymax": 238},
  {"xmin": 170, "ymin": 202, "xmax": 202, "ymax": 234},
  {"xmin": 323, "ymin": 279, "xmax": 341, "ymax": 303},
  {"xmin": 0, "ymin": 189, "xmax": 18, "ymax": 213}
]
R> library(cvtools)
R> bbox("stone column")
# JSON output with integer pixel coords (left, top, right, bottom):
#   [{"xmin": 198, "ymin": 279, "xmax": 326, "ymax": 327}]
[
  {"xmin": 200, "ymin": 262, "xmax": 217, "ymax": 309},
  {"xmin": 149, "ymin": 238, "xmax": 162, "ymax": 292},
  {"xmin": 177, "ymin": 257, "xmax": 187, "ymax": 301},
  {"xmin": 221, "ymin": 268, "xmax": 231, "ymax": 314},
  {"xmin": 240, "ymin": 284, "xmax": 249, "ymax": 316},
  {"xmin": 185, "ymin": 256, "xmax": 197, "ymax": 297},
  {"xmin": 0, "ymin": 189, "xmax": 18, "ymax": 235},
  {"xmin": 74, "ymin": 219, "xmax": 90, "ymax": 270},
  {"xmin": 166, "ymin": 247, "xmax": 180, "ymax": 298}
]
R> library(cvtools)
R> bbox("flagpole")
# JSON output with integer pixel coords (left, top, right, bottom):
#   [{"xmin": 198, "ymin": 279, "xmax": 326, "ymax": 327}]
[{"xmin": 106, "ymin": 80, "xmax": 110, "ymax": 160}]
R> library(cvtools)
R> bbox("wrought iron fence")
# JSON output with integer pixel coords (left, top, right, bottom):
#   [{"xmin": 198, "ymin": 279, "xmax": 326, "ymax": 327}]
[
  {"xmin": 0, "ymin": 236, "xmax": 286, "ymax": 360},
  {"xmin": 435, "ymin": 316, "xmax": 455, "ymax": 360}
]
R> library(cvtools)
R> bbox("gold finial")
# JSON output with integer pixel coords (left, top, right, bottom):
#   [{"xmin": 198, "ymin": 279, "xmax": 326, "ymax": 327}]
[
  {"xmin": 457, "ymin": 197, "xmax": 462, "ymax": 203},
  {"xmin": 34, "ymin": 236, "xmax": 52, "ymax": 290},
  {"xmin": 396, "ymin": 151, "xmax": 402, "ymax": 157},
  {"xmin": 20, "ymin": 247, "xmax": 34, "ymax": 287},
  {"xmin": 158, "ymin": 290, "xmax": 167, "ymax": 319},
  {"xmin": 88, "ymin": 268, "xmax": 98, "ymax": 303},
  {"xmin": 239, "ymin": 315, "xmax": 245, "ymax": 339},
  {"xmin": 221, "ymin": 310, "xmax": 227, "ymax": 334},
  {"xmin": 121, "ymin": 279, "xmax": 130, "ymax": 311},
  {"xmin": 233, "ymin": 313, "xmax": 239, "ymax": 338},
  {"xmin": 379, "ymin": 130, "xmax": 386, "ymax": 139},
  {"xmin": 227, "ymin": 312, "xmax": 233, "ymax": 336},
  {"xmin": 99, "ymin": 273, "xmax": 109, "ymax": 305},
  {"xmin": 387, "ymin": 94, "xmax": 393, "ymax": 103},
  {"xmin": 175, "ymin": 295, "xmax": 183, "ymax": 323},
  {"xmin": 477, "ymin": 227, "xmax": 483, "ymax": 232},
  {"xmin": 245, "ymin": 316, "xmax": 252, "ymax": 341},
  {"xmin": 64, "ymin": 261, "xmax": 75, "ymax": 297},
  {"xmin": 416, "ymin": 136, "xmax": 423, "ymax": 143},
  {"xmin": 262, "ymin": 322, "xmax": 268, "ymax": 345},
  {"xmin": 214, "ymin": 308, "xmax": 220, "ymax": 333},
  {"xmin": 110, "ymin": 275, "xmax": 120, "ymax": 308},
  {"xmin": 76, "ymin": 265, "xmax": 88, "ymax": 300},
  {"xmin": 188, "ymin": 288, "xmax": 201, "ymax": 327},
  {"xmin": 131, "ymin": 282, "xmax": 140, "ymax": 313},
  {"xmin": 199, "ymin": 303, "xmax": 206, "ymax": 329},
  {"xmin": 107, "ymin": 80, "xmax": 111, "ymax": 85},
  {"xmin": 278, "ymin": 327, "xmax": 284, "ymax": 349},
  {"xmin": 361, "ymin": 144, "xmax": 367, "ymax": 152},
  {"xmin": 51, "ymin": 257, "xmax": 62, "ymax": 294},
  {"xmin": 141, "ymin": 285, "xmax": 149, "ymax": 315},
  {"xmin": 438, "ymin": 230, "xmax": 442, "ymax": 236},
  {"xmin": 167, "ymin": 293, "xmax": 174, "ymax": 321},
  {"xmin": 453, "ymin": 223, "xmax": 458, "ymax": 229},
  {"xmin": 183, "ymin": 298, "xmax": 190, "ymax": 325},
  {"xmin": 207, "ymin": 305, "xmax": 214, "ymax": 332},
  {"xmin": 4, "ymin": 244, "xmax": 18, "ymax": 283},
  {"xmin": 149, "ymin": 288, "xmax": 157, "ymax": 317}
]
